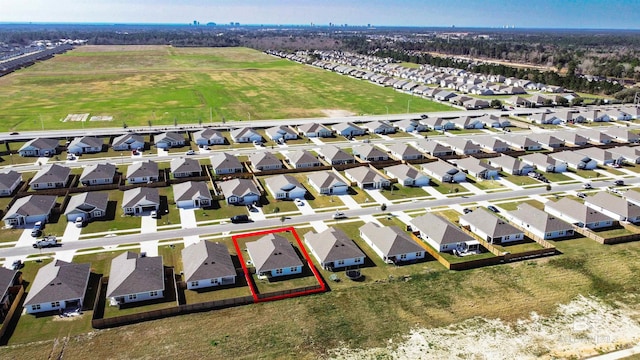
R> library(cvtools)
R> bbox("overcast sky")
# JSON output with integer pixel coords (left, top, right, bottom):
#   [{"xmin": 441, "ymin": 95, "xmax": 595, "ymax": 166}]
[{"xmin": 1, "ymin": 0, "xmax": 638, "ymax": 29}]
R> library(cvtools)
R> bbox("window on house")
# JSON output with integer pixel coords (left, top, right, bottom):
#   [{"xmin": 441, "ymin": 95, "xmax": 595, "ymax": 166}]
[
  {"xmin": 337, "ymin": 260, "xmax": 345, "ymax": 265},
  {"xmin": 128, "ymin": 294, "xmax": 137, "ymax": 300},
  {"xmin": 47, "ymin": 183, "xmax": 53, "ymax": 187},
  {"xmin": 32, "ymin": 304, "xmax": 41, "ymax": 310},
  {"xmin": 275, "ymin": 268, "xmax": 283, "ymax": 275},
  {"xmin": 416, "ymin": 252, "xmax": 422, "ymax": 257},
  {"xmin": 546, "ymin": 233, "xmax": 552, "ymax": 237},
  {"xmin": 290, "ymin": 267, "xmax": 297, "ymax": 272},
  {"xmin": 505, "ymin": 235, "xmax": 510, "ymax": 240},
  {"xmin": 149, "ymin": 291, "xmax": 158, "ymax": 297},
  {"xmin": 51, "ymin": 301, "xmax": 60, "ymax": 308},
  {"xmin": 191, "ymin": 281, "xmax": 199, "ymax": 287},
  {"xmin": 354, "ymin": 258, "xmax": 362, "ymax": 263},
  {"xmin": 400, "ymin": 254, "xmax": 407, "ymax": 260}
]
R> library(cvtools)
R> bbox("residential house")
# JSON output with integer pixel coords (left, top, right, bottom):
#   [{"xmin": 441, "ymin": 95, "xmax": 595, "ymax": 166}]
[
  {"xmin": 578, "ymin": 129, "xmax": 614, "ymax": 145},
  {"xmin": 126, "ymin": 160, "xmax": 159, "ymax": 184},
  {"xmin": 608, "ymin": 146, "xmax": 640, "ymax": 164},
  {"xmin": 528, "ymin": 113, "xmax": 562, "ymax": 125},
  {"xmin": 471, "ymin": 137, "xmax": 511, "ymax": 153},
  {"xmin": 460, "ymin": 209, "xmax": 524, "ymax": 244},
  {"xmin": 331, "ymin": 122, "xmax": 366, "ymax": 137},
  {"xmin": 359, "ymin": 223, "xmax": 425, "ymax": 263},
  {"xmin": 24, "ymin": 260, "xmax": 90, "ymax": 314},
  {"xmin": 603, "ymin": 109, "xmax": 633, "ymax": 121},
  {"xmin": 80, "ymin": 163, "xmax": 116, "ymax": 186},
  {"xmin": 605, "ymin": 127, "xmax": 640, "ymax": 143},
  {"xmin": 2, "ymin": 195, "xmax": 56, "ymax": 226},
  {"xmin": 352, "ymin": 144, "xmax": 389, "ymax": 162},
  {"xmin": 286, "ymin": 150, "xmax": 321, "ymax": 169},
  {"xmin": 362, "ymin": 121, "xmax": 396, "ymax": 134},
  {"xmin": 440, "ymin": 138, "xmax": 482, "ymax": 155},
  {"xmin": 112, "ymin": 133, "xmax": 145, "ymax": 151},
  {"xmin": 266, "ymin": 125, "xmax": 298, "ymax": 142},
  {"xmin": 29, "ymin": 164, "xmax": 70, "ymax": 190},
  {"xmin": 487, "ymin": 154, "xmax": 533, "ymax": 175},
  {"xmin": 307, "ymin": 171, "xmax": 349, "ymax": 195},
  {"xmin": 264, "ymin": 174, "xmax": 307, "ymax": 200},
  {"xmin": 422, "ymin": 117, "xmax": 456, "ymax": 131},
  {"xmin": 106, "ymin": 252, "xmax": 164, "ymax": 306},
  {"xmin": 580, "ymin": 110, "xmax": 610, "ymax": 122},
  {"xmin": 67, "ymin": 136, "xmax": 103, "ymax": 154},
  {"xmin": 499, "ymin": 135, "xmax": 542, "ymax": 151},
  {"xmin": 624, "ymin": 189, "xmax": 640, "ymax": 207},
  {"xmin": 305, "ymin": 227, "xmax": 366, "ymax": 270},
  {"xmin": 576, "ymin": 147, "xmax": 624, "ymax": 166},
  {"xmin": 219, "ymin": 178, "xmax": 260, "ymax": 205},
  {"xmin": 584, "ymin": 192, "xmax": 640, "ymax": 223},
  {"xmin": 454, "ymin": 157, "xmax": 499, "ymax": 180},
  {"xmin": 154, "ymin": 132, "xmax": 185, "ymax": 149},
  {"xmin": 121, "ymin": 187, "xmax": 160, "ymax": 215},
  {"xmin": 210, "ymin": 153, "xmax": 244, "ymax": 175},
  {"xmin": 529, "ymin": 134, "xmax": 564, "ymax": 149},
  {"xmin": 556, "ymin": 131, "xmax": 589, "ymax": 146},
  {"xmin": 0, "ymin": 171, "xmax": 21, "ymax": 196},
  {"xmin": 170, "ymin": 158, "xmax": 202, "ymax": 178},
  {"xmin": 0, "ymin": 268, "xmax": 18, "ymax": 322},
  {"xmin": 414, "ymin": 139, "xmax": 454, "ymax": 157},
  {"xmin": 506, "ymin": 203, "xmax": 574, "ymax": 240},
  {"xmin": 545, "ymin": 198, "xmax": 615, "ymax": 230},
  {"xmin": 18, "ymin": 138, "xmax": 59, "ymax": 157},
  {"xmin": 388, "ymin": 143, "xmax": 423, "ymax": 160},
  {"xmin": 193, "ymin": 128, "xmax": 226, "ymax": 146},
  {"xmin": 549, "ymin": 151, "xmax": 597, "ymax": 170},
  {"xmin": 246, "ymin": 234, "xmax": 303, "ymax": 278},
  {"xmin": 384, "ymin": 164, "xmax": 430, "ymax": 187},
  {"xmin": 318, "ymin": 145, "xmax": 355, "ymax": 165},
  {"xmin": 182, "ymin": 241, "xmax": 236, "ymax": 290},
  {"xmin": 619, "ymin": 106, "xmax": 640, "ymax": 120},
  {"xmin": 451, "ymin": 116, "xmax": 484, "ymax": 130},
  {"xmin": 410, "ymin": 213, "xmax": 478, "ymax": 252},
  {"xmin": 344, "ymin": 166, "xmax": 390, "ymax": 189},
  {"xmin": 477, "ymin": 114, "xmax": 510, "ymax": 128},
  {"xmin": 230, "ymin": 127, "xmax": 262, "ymax": 143},
  {"xmin": 173, "ymin": 181, "xmax": 212, "ymax": 209},
  {"xmin": 297, "ymin": 123, "xmax": 333, "ymax": 138},
  {"xmin": 520, "ymin": 153, "xmax": 567, "ymax": 173},
  {"xmin": 64, "ymin": 192, "xmax": 108, "ymax": 222},
  {"xmin": 249, "ymin": 152, "xmax": 282, "ymax": 172},
  {"xmin": 395, "ymin": 119, "xmax": 427, "ymax": 133},
  {"xmin": 421, "ymin": 160, "xmax": 467, "ymax": 183},
  {"xmin": 463, "ymin": 98, "xmax": 490, "ymax": 110}
]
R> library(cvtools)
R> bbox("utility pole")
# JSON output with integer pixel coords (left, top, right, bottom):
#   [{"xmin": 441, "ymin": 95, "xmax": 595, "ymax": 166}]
[
  {"xmin": 209, "ymin": 107, "xmax": 213, "ymax": 125},
  {"xmin": 407, "ymin": 99, "xmax": 412, "ymax": 114}
]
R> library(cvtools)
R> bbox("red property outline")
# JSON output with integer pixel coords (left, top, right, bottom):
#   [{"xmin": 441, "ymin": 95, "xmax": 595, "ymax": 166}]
[{"xmin": 232, "ymin": 226, "xmax": 326, "ymax": 303}]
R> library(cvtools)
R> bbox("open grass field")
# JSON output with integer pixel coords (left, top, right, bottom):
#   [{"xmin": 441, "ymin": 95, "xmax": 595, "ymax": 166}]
[{"xmin": 0, "ymin": 46, "xmax": 453, "ymax": 132}]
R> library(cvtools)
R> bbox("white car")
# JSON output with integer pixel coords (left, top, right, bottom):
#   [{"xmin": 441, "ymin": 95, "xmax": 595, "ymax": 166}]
[
  {"xmin": 294, "ymin": 198, "xmax": 304, "ymax": 206},
  {"xmin": 150, "ymin": 210, "xmax": 158, "ymax": 218},
  {"xmin": 74, "ymin": 217, "xmax": 84, "ymax": 228},
  {"xmin": 332, "ymin": 211, "xmax": 347, "ymax": 219},
  {"xmin": 185, "ymin": 150, "xmax": 195, "ymax": 155}
]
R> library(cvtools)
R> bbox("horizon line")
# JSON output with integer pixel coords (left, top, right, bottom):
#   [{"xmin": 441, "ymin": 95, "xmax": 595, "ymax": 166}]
[{"xmin": 0, "ymin": 21, "xmax": 639, "ymax": 31}]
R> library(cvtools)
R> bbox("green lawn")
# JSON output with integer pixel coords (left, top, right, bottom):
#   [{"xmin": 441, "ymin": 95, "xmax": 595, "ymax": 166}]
[
  {"xmin": 82, "ymin": 191, "xmax": 141, "ymax": 234},
  {"xmin": 500, "ymin": 172, "xmax": 542, "ymax": 186},
  {"xmin": 0, "ymin": 46, "xmax": 453, "ymax": 132},
  {"xmin": 430, "ymin": 179, "xmax": 468, "ymax": 195},
  {"xmin": 542, "ymin": 172, "xmax": 572, "ymax": 182},
  {"xmin": 498, "ymin": 199, "xmax": 545, "ymax": 211},
  {"xmin": 379, "ymin": 184, "xmax": 432, "ymax": 201}
]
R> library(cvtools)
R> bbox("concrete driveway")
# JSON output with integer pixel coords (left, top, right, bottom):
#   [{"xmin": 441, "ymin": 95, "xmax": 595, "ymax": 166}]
[
  {"xmin": 179, "ymin": 208, "xmax": 197, "ymax": 229},
  {"xmin": 62, "ymin": 221, "xmax": 82, "ymax": 243},
  {"xmin": 140, "ymin": 214, "xmax": 159, "ymax": 256}
]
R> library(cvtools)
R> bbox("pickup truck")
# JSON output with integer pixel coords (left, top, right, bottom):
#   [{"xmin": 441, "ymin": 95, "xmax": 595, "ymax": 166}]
[{"xmin": 32, "ymin": 236, "xmax": 58, "ymax": 248}]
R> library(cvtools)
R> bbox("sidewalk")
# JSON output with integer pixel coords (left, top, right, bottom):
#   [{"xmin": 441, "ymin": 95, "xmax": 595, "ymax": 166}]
[
  {"xmin": 339, "ymin": 194, "xmax": 362, "ymax": 210},
  {"xmin": 179, "ymin": 208, "xmax": 197, "ymax": 229},
  {"xmin": 364, "ymin": 189, "xmax": 389, "ymax": 204},
  {"xmin": 62, "ymin": 221, "xmax": 82, "ymax": 243},
  {"xmin": 140, "ymin": 214, "xmax": 158, "ymax": 256}
]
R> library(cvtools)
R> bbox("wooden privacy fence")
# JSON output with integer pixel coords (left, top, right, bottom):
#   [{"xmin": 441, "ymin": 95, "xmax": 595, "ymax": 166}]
[{"xmin": 573, "ymin": 224, "xmax": 640, "ymax": 245}]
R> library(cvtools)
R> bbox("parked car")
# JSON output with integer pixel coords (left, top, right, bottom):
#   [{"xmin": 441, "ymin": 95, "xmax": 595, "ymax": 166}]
[
  {"xmin": 614, "ymin": 180, "xmax": 625, "ymax": 186},
  {"xmin": 463, "ymin": 208, "xmax": 473, "ymax": 214},
  {"xmin": 294, "ymin": 198, "xmax": 304, "ymax": 206},
  {"xmin": 185, "ymin": 150, "xmax": 195, "ymax": 155},
  {"xmin": 583, "ymin": 183, "xmax": 593, "ymax": 189},
  {"xmin": 487, "ymin": 205, "xmax": 499, "ymax": 213},
  {"xmin": 577, "ymin": 192, "xmax": 587, "ymax": 199},
  {"xmin": 11, "ymin": 260, "xmax": 22, "ymax": 270},
  {"xmin": 66, "ymin": 154, "xmax": 76, "ymax": 160},
  {"xmin": 74, "ymin": 217, "xmax": 84, "ymax": 228},
  {"xmin": 150, "ymin": 210, "xmax": 158, "ymax": 219},
  {"xmin": 230, "ymin": 214, "xmax": 250, "ymax": 223},
  {"xmin": 332, "ymin": 211, "xmax": 347, "ymax": 219},
  {"xmin": 32, "ymin": 236, "xmax": 58, "ymax": 248}
]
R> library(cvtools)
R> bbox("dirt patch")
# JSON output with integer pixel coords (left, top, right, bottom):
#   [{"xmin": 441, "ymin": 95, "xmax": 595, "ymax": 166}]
[
  {"xmin": 321, "ymin": 109, "xmax": 355, "ymax": 118},
  {"xmin": 328, "ymin": 295, "xmax": 640, "ymax": 360}
]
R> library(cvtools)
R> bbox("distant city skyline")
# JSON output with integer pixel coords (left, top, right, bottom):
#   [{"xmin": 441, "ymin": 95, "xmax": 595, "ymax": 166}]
[{"xmin": 1, "ymin": 0, "xmax": 639, "ymax": 30}]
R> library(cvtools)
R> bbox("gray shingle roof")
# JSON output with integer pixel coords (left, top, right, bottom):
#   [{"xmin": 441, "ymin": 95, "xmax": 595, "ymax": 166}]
[
  {"xmin": 112, "ymin": 133, "xmax": 144, "ymax": 148},
  {"xmin": 173, "ymin": 181, "xmax": 212, "ymax": 202},
  {"xmin": 460, "ymin": 209, "xmax": 522, "ymax": 238},
  {"xmin": 0, "ymin": 267, "xmax": 17, "ymax": 302},
  {"xmin": 3, "ymin": 195, "xmax": 56, "ymax": 220},
  {"xmin": 287, "ymin": 150, "xmax": 320, "ymax": 166},
  {"xmin": 64, "ymin": 192, "xmax": 109, "ymax": 215},
  {"xmin": 0, "ymin": 170, "xmax": 21, "ymax": 189},
  {"xmin": 249, "ymin": 152, "xmax": 282, "ymax": 168},
  {"xmin": 410, "ymin": 213, "xmax": 474, "ymax": 246},
  {"xmin": 170, "ymin": 157, "xmax": 201, "ymax": 174},
  {"xmin": 307, "ymin": 171, "xmax": 345, "ymax": 189},
  {"xmin": 264, "ymin": 174, "xmax": 304, "ymax": 193},
  {"xmin": 388, "ymin": 143, "xmax": 422, "ymax": 158},
  {"xmin": 121, "ymin": 187, "xmax": 160, "ymax": 208},
  {"xmin": 305, "ymin": 227, "xmax": 365, "ymax": 264},
  {"xmin": 20, "ymin": 138, "xmax": 59, "ymax": 151},
  {"xmin": 181, "ymin": 241, "xmax": 235, "ymax": 283},
  {"xmin": 193, "ymin": 128, "xmax": 225, "ymax": 141},
  {"xmin": 352, "ymin": 144, "xmax": 388, "ymax": 159},
  {"xmin": 586, "ymin": 192, "xmax": 640, "ymax": 219},
  {"xmin": 31, "ymin": 164, "xmax": 70, "ymax": 184},
  {"xmin": 219, "ymin": 178, "xmax": 260, "ymax": 198},
  {"xmin": 80, "ymin": 163, "xmax": 116, "ymax": 182},
  {"xmin": 210, "ymin": 153, "xmax": 243, "ymax": 171},
  {"xmin": 246, "ymin": 234, "xmax": 303, "ymax": 273},
  {"xmin": 545, "ymin": 198, "xmax": 614, "ymax": 225},
  {"xmin": 509, "ymin": 203, "xmax": 573, "ymax": 233},
  {"xmin": 345, "ymin": 166, "xmax": 387, "ymax": 184},
  {"xmin": 384, "ymin": 164, "xmax": 424, "ymax": 180},
  {"xmin": 24, "ymin": 260, "xmax": 90, "ymax": 306},
  {"xmin": 69, "ymin": 136, "xmax": 103, "ymax": 149},
  {"xmin": 126, "ymin": 160, "xmax": 158, "ymax": 179},
  {"xmin": 360, "ymin": 223, "xmax": 424, "ymax": 256},
  {"xmin": 106, "ymin": 252, "xmax": 164, "ymax": 298},
  {"xmin": 320, "ymin": 145, "xmax": 354, "ymax": 162}
]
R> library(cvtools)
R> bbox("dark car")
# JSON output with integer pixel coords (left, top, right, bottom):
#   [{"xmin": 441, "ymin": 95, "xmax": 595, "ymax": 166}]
[
  {"xmin": 420, "ymin": 114, "xmax": 428, "ymax": 119},
  {"xmin": 463, "ymin": 208, "xmax": 473, "ymax": 214},
  {"xmin": 487, "ymin": 205, "xmax": 499, "ymax": 213},
  {"xmin": 230, "ymin": 214, "xmax": 250, "ymax": 223},
  {"xmin": 614, "ymin": 180, "xmax": 625, "ymax": 186},
  {"xmin": 9, "ymin": 132, "xmax": 19, "ymax": 135}
]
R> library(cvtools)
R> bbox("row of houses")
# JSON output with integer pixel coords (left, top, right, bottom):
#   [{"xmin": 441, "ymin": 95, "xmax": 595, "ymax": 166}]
[{"xmin": 527, "ymin": 107, "xmax": 640, "ymax": 124}]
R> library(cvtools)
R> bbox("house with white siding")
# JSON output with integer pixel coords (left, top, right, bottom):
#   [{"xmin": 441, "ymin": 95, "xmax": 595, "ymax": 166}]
[
  {"xmin": 219, "ymin": 179, "xmax": 261, "ymax": 205},
  {"xmin": 249, "ymin": 152, "xmax": 282, "ymax": 172},
  {"xmin": 2, "ymin": 195, "xmax": 56, "ymax": 227},
  {"xmin": 246, "ymin": 234, "xmax": 303, "ymax": 278},
  {"xmin": 112, "ymin": 134, "xmax": 145, "ymax": 151},
  {"xmin": 460, "ymin": 209, "xmax": 524, "ymax": 244},
  {"xmin": 297, "ymin": 123, "xmax": 333, "ymax": 138},
  {"xmin": 24, "ymin": 260, "xmax": 90, "ymax": 314},
  {"xmin": 384, "ymin": 164, "xmax": 430, "ymax": 187},
  {"xmin": 173, "ymin": 181, "xmax": 212, "ymax": 209},
  {"xmin": 285, "ymin": 150, "xmax": 321, "ymax": 169},
  {"xmin": 19, "ymin": 138, "xmax": 59, "ymax": 157},
  {"xmin": 388, "ymin": 143, "xmax": 423, "ymax": 160},
  {"xmin": 210, "ymin": 153, "xmax": 244, "ymax": 175},
  {"xmin": 154, "ymin": 132, "xmax": 185, "ymax": 149},
  {"xmin": 193, "ymin": 128, "xmax": 226, "ymax": 146},
  {"xmin": 545, "ymin": 198, "xmax": 615, "ymax": 230},
  {"xmin": 421, "ymin": 160, "xmax": 467, "ymax": 183},
  {"xmin": 68, "ymin": 136, "xmax": 104, "ymax": 154},
  {"xmin": 584, "ymin": 192, "xmax": 640, "ymax": 223},
  {"xmin": 359, "ymin": 223, "xmax": 425, "ymax": 264},
  {"xmin": 126, "ymin": 160, "xmax": 159, "ymax": 184},
  {"xmin": 487, "ymin": 154, "xmax": 533, "ymax": 175},
  {"xmin": 106, "ymin": 252, "xmax": 164, "ymax": 306},
  {"xmin": 410, "ymin": 212, "xmax": 478, "ymax": 252},
  {"xmin": 64, "ymin": 192, "xmax": 108, "ymax": 222},
  {"xmin": 80, "ymin": 163, "xmax": 116, "ymax": 186},
  {"xmin": 305, "ymin": 227, "xmax": 366, "ymax": 270},
  {"xmin": 505, "ymin": 203, "xmax": 574, "ymax": 240},
  {"xmin": 307, "ymin": 171, "xmax": 349, "ymax": 195},
  {"xmin": 182, "ymin": 241, "xmax": 236, "ymax": 290},
  {"xmin": 264, "ymin": 174, "xmax": 307, "ymax": 200},
  {"xmin": 0, "ymin": 171, "xmax": 22, "ymax": 196},
  {"xmin": 29, "ymin": 164, "xmax": 70, "ymax": 190}
]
